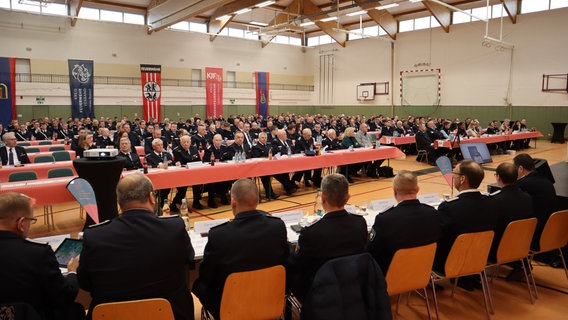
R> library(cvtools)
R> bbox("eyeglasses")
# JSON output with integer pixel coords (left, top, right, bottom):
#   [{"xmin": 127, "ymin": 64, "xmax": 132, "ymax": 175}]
[
  {"xmin": 20, "ymin": 217, "xmax": 38, "ymax": 224},
  {"xmin": 452, "ymin": 171, "xmax": 464, "ymax": 176}
]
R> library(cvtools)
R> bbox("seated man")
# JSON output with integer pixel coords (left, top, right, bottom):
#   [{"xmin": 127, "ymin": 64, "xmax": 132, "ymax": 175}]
[
  {"xmin": 145, "ymin": 138, "xmax": 174, "ymax": 213},
  {"xmin": 78, "ymin": 174, "xmax": 194, "ymax": 320},
  {"xmin": 0, "ymin": 192, "xmax": 83, "ymax": 320},
  {"xmin": 116, "ymin": 138, "xmax": 142, "ymax": 171},
  {"xmin": 435, "ymin": 160, "xmax": 498, "ymax": 290},
  {"xmin": 415, "ymin": 123, "xmax": 439, "ymax": 165},
  {"xmin": 202, "ymin": 134, "xmax": 232, "ymax": 208},
  {"xmin": 489, "ymin": 162, "xmax": 533, "ymax": 261},
  {"xmin": 0, "ymin": 132, "xmax": 31, "ymax": 166},
  {"xmin": 355, "ymin": 123, "xmax": 383, "ymax": 177},
  {"xmin": 292, "ymin": 128, "xmax": 321, "ymax": 187},
  {"xmin": 192, "ymin": 178, "xmax": 289, "ymax": 320},
  {"xmin": 228, "ymin": 131, "xmax": 252, "ymax": 159},
  {"xmin": 367, "ymin": 171, "xmax": 441, "ymax": 274},
  {"xmin": 251, "ymin": 132, "xmax": 297, "ymax": 197},
  {"xmin": 288, "ymin": 174, "xmax": 368, "ymax": 302},
  {"xmin": 172, "ymin": 135, "xmax": 204, "ymax": 211}
]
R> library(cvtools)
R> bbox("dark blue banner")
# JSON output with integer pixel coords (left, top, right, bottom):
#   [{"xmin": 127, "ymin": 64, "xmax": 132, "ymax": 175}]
[
  {"xmin": 0, "ymin": 57, "xmax": 16, "ymax": 127},
  {"xmin": 255, "ymin": 72, "xmax": 269, "ymax": 118},
  {"xmin": 68, "ymin": 59, "xmax": 94, "ymax": 119}
]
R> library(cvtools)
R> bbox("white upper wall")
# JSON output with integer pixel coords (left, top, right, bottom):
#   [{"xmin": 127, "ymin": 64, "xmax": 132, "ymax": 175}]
[{"xmin": 1, "ymin": 7, "xmax": 568, "ymax": 107}]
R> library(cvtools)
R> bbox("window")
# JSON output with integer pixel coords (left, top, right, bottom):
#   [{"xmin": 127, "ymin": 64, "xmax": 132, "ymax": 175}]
[
  {"xmin": 100, "ymin": 10, "xmax": 123, "ymax": 23},
  {"xmin": 170, "ymin": 21, "xmax": 189, "ymax": 31},
  {"xmin": 319, "ymin": 35, "xmax": 333, "ymax": 45},
  {"xmin": 521, "ymin": 0, "xmax": 549, "ymax": 13},
  {"xmin": 453, "ymin": 11, "xmax": 471, "ymax": 24},
  {"xmin": 189, "ymin": 22, "xmax": 207, "ymax": 33},
  {"xmin": 414, "ymin": 16, "xmax": 431, "ymax": 30},
  {"xmin": 551, "ymin": 0, "xmax": 568, "ymax": 9},
  {"xmin": 289, "ymin": 37, "xmax": 302, "ymax": 46},
  {"xmin": 42, "ymin": 2, "xmax": 67, "ymax": 16},
  {"xmin": 78, "ymin": 7, "xmax": 100, "ymax": 20},
  {"xmin": 124, "ymin": 13, "xmax": 144, "ymax": 25},
  {"xmin": 471, "ymin": 7, "xmax": 489, "ymax": 21},
  {"xmin": 399, "ymin": 19, "xmax": 414, "ymax": 32},
  {"xmin": 11, "ymin": 0, "xmax": 40, "ymax": 13},
  {"xmin": 191, "ymin": 69, "xmax": 201, "ymax": 87},
  {"xmin": 228, "ymin": 27, "xmax": 244, "ymax": 38},
  {"xmin": 491, "ymin": 4, "xmax": 504, "ymax": 19},
  {"xmin": 244, "ymin": 30, "xmax": 259, "ymax": 40},
  {"xmin": 0, "ymin": 0, "xmax": 10, "ymax": 9},
  {"xmin": 349, "ymin": 32, "xmax": 363, "ymax": 40},
  {"xmin": 363, "ymin": 26, "xmax": 379, "ymax": 37},
  {"xmin": 274, "ymin": 35, "xmax": 289, "ymax": 44}
]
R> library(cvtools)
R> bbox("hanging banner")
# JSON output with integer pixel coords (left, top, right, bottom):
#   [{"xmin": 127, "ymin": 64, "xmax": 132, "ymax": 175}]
[
  {"xmin": 255, "ymin": 72, "xmax": 270, "ymax": 118},
  {"xmin": 205, "ymin": 67, "xmax": 223, "ymax": 118},
  {"xmin": 436, "ymin": 156, "xmax": 454, "ymax": 191},
  {"xmin": 0, "ymin": 57, "xmax": 16, "ymax": 126},
  {"xmin": 140, "ymin": 64, "xmax": 162, "ymax": 122},
  {"xmin": 68, "ymin": 59, "xmax": 94, "ymax": 119},
  {"xmin": 67, "ymin": 178, "xmax": 99, "ymax": 224}
]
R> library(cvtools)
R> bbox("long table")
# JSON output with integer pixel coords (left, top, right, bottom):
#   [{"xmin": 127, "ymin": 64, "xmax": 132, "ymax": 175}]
[
  {"xmin": 0, "ymin": 161, "xmax": 76, "ymax": 182},
  {"xmin": 28, "ymin": 151, "xmax": 76, "ymax": 162},
  {"xmin": 0, "ymin": 146, "xmax": 404, "ymax": 205}
]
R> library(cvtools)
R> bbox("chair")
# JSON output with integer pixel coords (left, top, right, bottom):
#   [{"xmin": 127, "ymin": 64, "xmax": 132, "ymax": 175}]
[
  {"xmin": 8, "ymin": 171, "xmax": 38, "ymax": 182},
  {"xmin": 17, "ymin": 142, "xmax": 31, "ymax": 146},
  {"xmin": 47, "ymin": 168, "xmax": 74, "ymax": 178},
  {"xmin": 92, "ymin": 298, "xmax": 174, "ymax": 320},
  {"xmin": 416, "ymin": 149, "xmax": 428, "ymax": 163},
  {"xmin": 201, "ymin": 265, "xmax": 286, "ymax": 320},
  {"xmin": 385, "ymin": 243, "xmax": 437, "ymax": 319},
  {"xmin": 49, "ymin": 146, "xmax": 65, "ymax": 151},
  {"xmin": 529, "ymin": 210, "xmax": 568, "ymax": 292},
  {"xmin": 25, "ymin": 147, "xmax": 40, "ymax": 153},
  {"xmin": 431, "ymin": 231, "xmax": 494, "ymax": 320},
  {"xmin": 486, "ymin": 218, "xmax": 537, "ymax": 304},
  {"xmin": 296, "ymin": 253, "xmax": 392, "ymax": 320},
  {"xmin": 38, "ymin": 141, "xmax": 52, "ymax": 145},
  {"xmin": 33, "ymin": 155, "xmax": 55, "ymax": 163},
  {"xmin": 52, "ymin": 151, "xmax": 71, "ymax": 161}
]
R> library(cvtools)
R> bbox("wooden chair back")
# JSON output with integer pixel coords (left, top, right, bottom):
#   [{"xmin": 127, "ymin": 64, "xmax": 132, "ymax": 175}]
[
  {"xmin": 445, "ymin": 231, "xmax": 494, "ymax": 278},
  {"xmin": 220, "ymin": 265, "xmax": 286, "ymax": 320},
  {"xmin": 386, "ymin": 242, "xmax": 437, "ymax": 296},
  {"xmin": 92, "ymin": 298, "xmax": 174, "ymax": 320},
  {"xmin": 539, "ymin": 210, "xmax": 568, "ymax": 253},
  {"xmin": 496, "ymin": 218, "xmax": 537, "ymax": 264}
]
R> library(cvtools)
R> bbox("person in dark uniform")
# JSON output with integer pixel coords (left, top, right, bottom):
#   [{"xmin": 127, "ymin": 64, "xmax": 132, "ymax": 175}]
[
  {"xmin": 116, "ymin": 138, "xmax": 142, "ymax": 171},
  {"xmin": 367, "ymin": 171, "xmax": 441, "ymax": 274},
  {"xmin": 0, "ymin": 192, "xmax": 84, "ymax": 320},
  {"xmin": 15, "ymin": 123, "xmax": 33, "ymax": 141},
  {"xmin": 321, "ymin": 128, "xmax": 341, "ymax": 151},
  {"xmin": 192, "ymin": 178, "xmax": 289, "ymax": 320},
  {"xmin": 415, "ymin": 123, "xmax": 438, "ymax": 165},
  {"xmin": 202, "ymin": 134, "xmax": 232, "ymax": 208},
  {"xmin": 228, "ymin": 132, "xmax": 252, "ymax": 159},
  {"xmin": 251, "ymin": 132, "xmax": 297, "ymax": 198},
  {"xmin": 0, "ymin": 132, "xmax": 31, "ymax": 166},
  {"xmin": 57, "ymin": 123, "xmax": 74, "ymax": 141},
  {"xmin": 271, "ymin": 129, "xmax": 294, "ymax": 155},
  {"xmin": 488, "ymin": 162, "xmax": 534, "ymax": 261},
  {"xmin": 292, "ymin": 128, "xmax": 321, "ymax": 187},
  {"xmin": 95, "ymin": 128, "xmax": 113, "ymax": 148},
  {"xmin": 288, "ymin": 174, "xmax": 368, "ymax": 302},
  {"xmin": 172, "ymin": 135, "xmax": 204, "ymax": 211},
  {"xmin": 513, "ymin": 154, "xmax": 558, "ymax": 263},
  {"xmin": 435, "ymin": 160, "xmax": 498, "ymax": 290},
  {"xmin": 78, "ymin": 174, "xmax": 194, "ymax": 320},
  {"xmin": 144, "ymin": 128, "xmax": 168, "ymax": 155},
  {"xmin": 191, "ymin": 125, "xmax": 208, "ymax": 151},
  {"xmin": 145, "ymin": 138, "xmax": 174, "ymax": 213}
]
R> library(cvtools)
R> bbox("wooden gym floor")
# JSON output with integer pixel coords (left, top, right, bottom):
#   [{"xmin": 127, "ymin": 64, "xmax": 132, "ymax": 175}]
[{"xmin": 29, "ymin": 141, "xmax": 568, "ymax": 319}]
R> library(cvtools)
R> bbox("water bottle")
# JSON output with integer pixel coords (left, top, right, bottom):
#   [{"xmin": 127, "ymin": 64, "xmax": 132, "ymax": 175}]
[
  {"xmin": 313, "ymin": 189, "xmax": 324, "ymax": 217},
  {"xmin": 287, "ymin": 147, "xmax": 292, "ymax": 158},
  {"xmin": 210, "ymin": 153, "xmax": 215, "ymax": 166},
  {"xmin": 162, "ymin": 199, "xmax": 170, "ymax": 216},
  {"xmin": 163, "ymin": 154, "xmax": 168, "ymax": 169},
  {"xmin": 317, "ymin": 135, "xmax": 322, "ymax": 144},
  {"xmin": 180, "ymin": 199, "xmax": 189, "ymax": 216},
  {"xmin": 268, "ymin": 148, "xmax": 273, "ymax": 160},
  {"xmin": 143, "ymin": 158, "xmax": 148, "ymax": 174}
]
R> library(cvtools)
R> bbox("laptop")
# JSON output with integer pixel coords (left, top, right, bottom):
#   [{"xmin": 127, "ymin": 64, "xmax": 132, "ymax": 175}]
[{"xmin": 54, "ymin": 238, "xmax": 83, "ymax": 272}]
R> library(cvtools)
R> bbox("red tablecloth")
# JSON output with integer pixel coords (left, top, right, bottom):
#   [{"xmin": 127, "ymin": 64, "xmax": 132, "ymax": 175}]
[
  {"xmin": 379, "ymin": 136, "xmax": 416, "ymax": 145},
  {"xmin": 0, "ymin": 161, "xmax": 76, "ymax": 182},
  {"xmin": 435, "ymin": 131, "xmax": 543, "ymax": 149}
]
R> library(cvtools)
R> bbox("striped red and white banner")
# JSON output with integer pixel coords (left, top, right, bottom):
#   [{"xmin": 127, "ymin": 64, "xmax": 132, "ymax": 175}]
[{"xmin": 140, "ymin": 64, "xmax": 162, "ymax": 122}]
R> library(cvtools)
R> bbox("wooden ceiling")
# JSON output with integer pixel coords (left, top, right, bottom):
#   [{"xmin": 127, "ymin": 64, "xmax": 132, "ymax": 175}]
[{"xmin": 70, "ymin": 0, "xmax": 520, "ymax": 46}]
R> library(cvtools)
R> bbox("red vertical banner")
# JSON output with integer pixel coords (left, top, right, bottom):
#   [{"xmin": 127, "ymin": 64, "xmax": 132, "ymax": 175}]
[
  {"xmin": 205, "ymin": 67, "xmax": 223, "ymax": 118},
  {"xmin": 140, "ymin": 64, "xmax": 162, "ymax": 122}
]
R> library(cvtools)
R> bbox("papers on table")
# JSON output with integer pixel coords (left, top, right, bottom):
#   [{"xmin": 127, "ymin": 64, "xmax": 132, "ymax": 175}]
[
  {"xmin": 193, "ymin": 219, "xmax": 229, "ymax": 236},
  {"xmin": 32, "ymin": 234, "xmax": 70, "ymax": 251},
  {"xmin": 370, "ymin": 198, "xmax": 396, "ymax": 212},
  {"xmin": 271, "ymin": 210, "xmax": 303, "ymax": 225},
  {"xmin": 418, "ymin": 193, "xmax": 441, "ymax": 206}
]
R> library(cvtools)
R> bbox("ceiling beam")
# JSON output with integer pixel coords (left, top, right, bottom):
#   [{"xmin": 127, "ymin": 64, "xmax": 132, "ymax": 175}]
[
  {"xmin": 354, "ymin": 0, "xmax": 398, "ymax": 40},
  {"xmin": 147, "ymin": 0, "xmax": 234, "ymax": 33},
  {"xmin": 69, "ymin": 0, "xmax": 84, "ymax": 27},
  {"xmin": 208, "ymin": 16, "xmax": 234, "ymax": 42},
  {"xmin": 423, "ymin": 0, "xmax": 451, "ymax": 33},
  {"xmin": 260, "ymin": 0, "xmax": 302, "ymax": 47},
  {"xmin": 501, "ymin": 0, "xmax": 518, "ymax": 24}
]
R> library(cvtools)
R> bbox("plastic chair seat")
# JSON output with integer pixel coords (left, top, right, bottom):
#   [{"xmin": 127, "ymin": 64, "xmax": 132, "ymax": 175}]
[{"xmin": 92, "ymin": 298, "xmax": 174, "ymax": 320}]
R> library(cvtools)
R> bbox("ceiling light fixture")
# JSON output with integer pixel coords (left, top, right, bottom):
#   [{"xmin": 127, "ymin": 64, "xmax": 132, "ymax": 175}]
[
  {"xmin": 250, "ymin": 21, "xmax": 268, "ymax": 26},
  {"xmin": 256, "ymin": 1, "xmax": 275, "ymax": 8},
  {"xmin": 300, "ymin": 21, "xmax": 315, "ymax": 27},
  {"xmin": 216, "ymin": 15, "xmax": 231, "ymax": 21},
  {"xmin": 346, "ymin": 10, "xmax": 368, "ymax": 16},
  {"xmin": 376, "ymin": 3, "xmax": 399, "ymax": 10},
  {"xmin": 234, "ymin": 8, "xmax": 252, "ymax": 15},
  {"xmin": 320, "ymin": 16, "xmax": 338, "ymax": 22},
  {"xmin": 409, "ymin": 0, "xmax": 423, "ymax": 3}
]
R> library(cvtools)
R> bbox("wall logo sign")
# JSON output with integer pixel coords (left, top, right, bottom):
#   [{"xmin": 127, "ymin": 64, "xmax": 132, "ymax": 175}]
[{"xmin": 71, "ymin": 64, "xmax": 91, "ymax": 84}]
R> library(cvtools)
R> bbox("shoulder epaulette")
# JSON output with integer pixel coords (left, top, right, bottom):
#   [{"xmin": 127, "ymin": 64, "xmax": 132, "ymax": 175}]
[
  {"xmin": 25, "ymin": 238, "xmax": 49, "ymax": 246},
  {"xmin": 490, "ymin": 190, "xmax": 502, "ymax": 196},
  {"xmin": 87, "ymin": 220, "xmax": 111, "ymax": 228},
  {"xmin": 445, "ymin": 196, "xmax": 459, "ymax": 202}
]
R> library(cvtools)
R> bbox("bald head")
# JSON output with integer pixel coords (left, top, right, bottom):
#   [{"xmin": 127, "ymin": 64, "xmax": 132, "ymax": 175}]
[
  {"xmin": 117, "ymin": 173, "xmax": 154, "ymax": 209},
  {"xmin": 393, "ymin": 170, "xmax": 419, "ymax": 201},
  {"xmin": 230, "ymin": 178, "xmax": 259, "ymax": 214}
]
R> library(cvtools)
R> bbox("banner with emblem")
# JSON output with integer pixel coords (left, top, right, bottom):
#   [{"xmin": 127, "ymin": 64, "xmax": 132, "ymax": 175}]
[
  {"xmin": 140, "ymin": 64, "xmax": 162, "ymax": 122},
  {"xmin": 68, "ymin": 59, "xmax": 94, "ymax": 119},
  {"xmin": 205, "ymin": 67, "xmax": 223, "ymax": 118},
  {"xmin": 255, "ymin": 72, "xmax": 269, "ymax": 118},
  {"xmin": 0, "ymin": 57, "xmax": 16, "ymax": 126}
]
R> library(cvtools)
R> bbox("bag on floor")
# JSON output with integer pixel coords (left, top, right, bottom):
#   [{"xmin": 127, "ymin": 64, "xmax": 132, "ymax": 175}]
[{"xmin": 377, "ymin": 166, "xmax": 394, "ymax": 178}]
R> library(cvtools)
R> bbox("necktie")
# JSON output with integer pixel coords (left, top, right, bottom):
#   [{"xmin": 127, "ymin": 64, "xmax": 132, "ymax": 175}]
[
  {"xmin": 8, "ymin": 148, "xmax": 14, "ymax": 165},
  {"xmin": 126, "ymin": 152, "xmax": 132, "ymax": 162}
]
